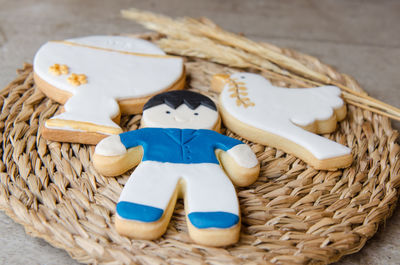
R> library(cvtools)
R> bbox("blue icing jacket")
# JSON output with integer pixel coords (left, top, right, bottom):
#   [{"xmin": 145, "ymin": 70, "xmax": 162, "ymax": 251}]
[{"xmin": 119, "ymin": 128, "xmax": 243, "ymax": 164}]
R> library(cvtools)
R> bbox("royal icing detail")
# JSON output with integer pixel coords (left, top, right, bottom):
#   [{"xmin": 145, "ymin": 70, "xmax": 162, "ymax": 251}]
[
  {"xmin": 218, "ymin": 73, "xmax": 351, "ymax": 160},
  {"xmin": 226, "ymin": 75, "xmax": 255, "ymax": 107},
  {"xmin": 34, "ymin": 35, "xmax": 184, "ymax": 135},
  {"xmin": 48, "ymin": 63, "xmax": 69, "ymax": 75},
  {"xmin": 67, "ymin": 73, "xmax": 87, "ymax": 86},
  {"xmin": 93, "ymin": 90, "xmax": 259, "ymax": 244}
]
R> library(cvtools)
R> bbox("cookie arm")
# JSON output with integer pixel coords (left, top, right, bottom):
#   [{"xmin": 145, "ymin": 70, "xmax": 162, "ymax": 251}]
[
  {"xmin": 93, "ymin": 133, "xmax": 143, "ymax": 176},
  {"xmin": 213, "ymin": 134, "xmax": 260, "ymax": 187}
]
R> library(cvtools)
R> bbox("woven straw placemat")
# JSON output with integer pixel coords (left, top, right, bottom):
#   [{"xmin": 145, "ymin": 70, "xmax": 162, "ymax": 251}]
[{"xmin": 0, "ymin": 33, "xmax": 399, "ymax": 265}]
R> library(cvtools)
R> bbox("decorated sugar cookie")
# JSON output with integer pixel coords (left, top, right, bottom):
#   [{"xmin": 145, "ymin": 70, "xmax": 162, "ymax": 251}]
[
  {"xmin": 34, "ymin": 35, "xmax": 185, "ymax": 144},
  {"xmin": 93, "ymin": 90, "xmax": 260, "ymax": 246},
  {"xmin": 211, "ymin": 72, "xmax": 353, "ymax": 170}
]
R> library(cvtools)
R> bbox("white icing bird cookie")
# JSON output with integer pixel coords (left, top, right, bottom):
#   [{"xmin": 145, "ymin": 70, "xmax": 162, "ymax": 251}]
[
  {"xmin": 34, "ymin": 35, "xmax": 185, "ymax": 144},
  {"xmin": 212, "ymin": 72, "xmax": 353, "ymax": 170}
]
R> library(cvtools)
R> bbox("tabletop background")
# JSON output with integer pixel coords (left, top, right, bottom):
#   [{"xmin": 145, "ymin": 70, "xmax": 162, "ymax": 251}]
[{"xmin": 0, "ymin": 0, "xmax": 399, "ymax": 264}]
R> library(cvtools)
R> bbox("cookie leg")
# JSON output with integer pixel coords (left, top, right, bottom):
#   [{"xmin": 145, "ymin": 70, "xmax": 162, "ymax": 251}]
[
  {"xmin": 183, "ymin": 164, "xmax": 240, "ymax": 246},
  {"xmin": 115, "ymin": 161, "xmax": 179, "ymax": 239}
]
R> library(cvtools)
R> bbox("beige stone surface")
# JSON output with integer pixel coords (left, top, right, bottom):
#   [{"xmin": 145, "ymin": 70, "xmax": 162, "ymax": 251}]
[{"xmin": 0, "ymin": 0, "xmax": 399, "ymax": 264}]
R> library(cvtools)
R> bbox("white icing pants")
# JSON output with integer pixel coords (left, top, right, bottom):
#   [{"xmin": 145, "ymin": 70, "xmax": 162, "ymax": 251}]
[{"xmin": 118, "ymin": 161, "xmax": 239, "ymax": 216}]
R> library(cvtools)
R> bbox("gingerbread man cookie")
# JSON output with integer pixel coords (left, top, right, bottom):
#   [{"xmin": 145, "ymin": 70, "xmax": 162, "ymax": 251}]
[
  {"xmin": 93, "ymin": 90, "xmax": 260, "ymax": 246},
  {"xmin": 34, "ymin": 35, "xmax": 185, "ymax": 144},
  {"xmin": 212, "ymin": 72, "xmax": 352, "ymax": 170}
]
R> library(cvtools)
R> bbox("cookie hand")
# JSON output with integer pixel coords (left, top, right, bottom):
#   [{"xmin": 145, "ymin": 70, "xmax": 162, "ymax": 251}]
[
  {"xmin": 95, "ymin": 134, "xmax": 127, "ymax": 156},
  {"xmin": 226, "ymin": 144, "xmax": 258, "ymax": 168},
  {"xmin": 217, "ymin": 144, "xmax": 259, "ymax": 187},
  {"xmin": 93, "ymin": 134, "xmax": 143, "ymax": 177}
]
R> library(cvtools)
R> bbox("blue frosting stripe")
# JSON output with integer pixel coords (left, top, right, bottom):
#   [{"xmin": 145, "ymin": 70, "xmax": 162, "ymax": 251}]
[
  {"xmin": 188, "ymin": 212, "xmax": 239, "ymax": 229},
  {"xmin": 117, "ymin": 201, "xmax": 163, "ymax": 222}
]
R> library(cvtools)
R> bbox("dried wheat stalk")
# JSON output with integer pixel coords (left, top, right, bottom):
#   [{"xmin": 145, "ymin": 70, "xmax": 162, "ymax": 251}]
[{"xmin": 122, "ymin": 8, "xmax": 400, "ymax": 121}]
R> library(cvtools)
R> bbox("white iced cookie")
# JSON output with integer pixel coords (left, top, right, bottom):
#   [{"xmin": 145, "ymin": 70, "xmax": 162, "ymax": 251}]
[
  {"xmin": 93, "ymin": 90, "xmax": 260, "ymax": 247},
  {"xmin": 33, "ymin": 35, "xmax": 185, "ymax": 144},
  {"xmin": 211, "ymin": 72, "xmax": 353, "ymax": 171}
]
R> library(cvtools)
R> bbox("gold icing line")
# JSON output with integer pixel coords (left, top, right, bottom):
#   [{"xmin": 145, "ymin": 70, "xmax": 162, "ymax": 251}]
[{"xmin": 50, "ymin": 40, "xmax": 180, "ymax": 59}]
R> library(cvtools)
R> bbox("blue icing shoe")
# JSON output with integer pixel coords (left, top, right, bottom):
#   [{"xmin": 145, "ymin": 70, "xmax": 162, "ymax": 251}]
[
  {"xmin": 117, "ymin": 201, "xmax": 163, "ymax": 222},
  {"xmin": 188, "ymin": 212, "xmax": 239, "ymax": 229}
]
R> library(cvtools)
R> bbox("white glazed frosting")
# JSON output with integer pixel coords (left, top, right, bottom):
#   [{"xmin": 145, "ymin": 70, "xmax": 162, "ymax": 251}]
[
  {"xmin": 227, "ymin": 144, "xmax": 258, "ymax": 168},
  {"xmin": 220, "ymin": 73, "xmax": 351, "ymax": 160},
  {"xmin": 118, "ymin": 161, "xmax": 239, "ymax": 216},
  {"xmin": 33, "ymin": 35, "xmax": 184, "ymax": 132},
  {"xmin": 95, "ymin": 134, "xmax": 127, "ymax": 156},
  {"xmin": 141, "ymin": 104, "xmax": 219, "ymax": 130}
]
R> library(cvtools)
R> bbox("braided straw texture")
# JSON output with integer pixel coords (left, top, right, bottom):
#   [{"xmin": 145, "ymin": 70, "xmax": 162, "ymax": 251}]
[{"xmin": 0, "ymin": 33, "xmax": 400, "ymax": 265}]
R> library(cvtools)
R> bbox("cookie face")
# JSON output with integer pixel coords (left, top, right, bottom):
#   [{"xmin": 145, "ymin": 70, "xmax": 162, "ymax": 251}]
[
  {"xmin": 93, "ymin": 90, "xmax": 260, "ymax": 246},
  {"xmin": 33, "ymin": 35, "xmax": 185, "ymax": 144},
  {"xmin": 141, "ymin": 90, "xmax": 220, "ymax": 130},
  {"xmin": 142, "ymin": 104, "xmax": 219, "ymax": 129},
  {"xmin": 212, "ymin": 72, "xmax": 353, "ymax": 170}
]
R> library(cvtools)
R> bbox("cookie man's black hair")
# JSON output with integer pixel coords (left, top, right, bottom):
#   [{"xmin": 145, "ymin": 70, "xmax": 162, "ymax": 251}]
[{"xmin": 143, "ymin": 90, "xmax": 217, "ymax": 111}]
